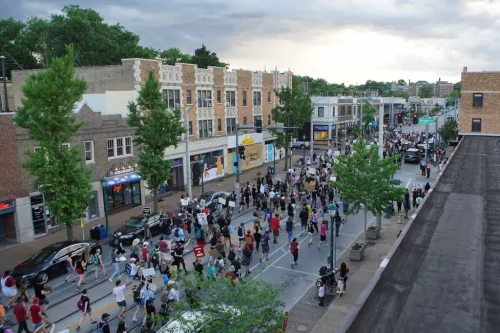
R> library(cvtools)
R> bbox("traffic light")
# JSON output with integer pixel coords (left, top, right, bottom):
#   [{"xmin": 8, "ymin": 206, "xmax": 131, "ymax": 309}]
[
  {"xmin": 413, "ymin": 113, "xmax": 418, "ymax": 124},
  {"xmin": 255, "ymin": 119, "xmax": 263, "ymax": 133},
  {"xmin": 397, "ymin": 113, "xmax": 402, "ymax": 124},
  {"xmin": 239, "ymin": 146, "xmax": 245, "ymax": 159}
]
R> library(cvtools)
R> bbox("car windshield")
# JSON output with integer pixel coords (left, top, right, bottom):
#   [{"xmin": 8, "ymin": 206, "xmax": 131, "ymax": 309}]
[
  {"xmin": 407, "ymin": 151, "xmax": 418, "ymax": 156},
  {"xmin": 30, "ymin": 249, "xmax": 55, "ymax": 265},
  {"xmin": 198, "ymin": 193, "xmax": 213, "ymax": 202},
  {"xmin": 126, "ymin": 218, "xmax": 144, "ymax": 228}
]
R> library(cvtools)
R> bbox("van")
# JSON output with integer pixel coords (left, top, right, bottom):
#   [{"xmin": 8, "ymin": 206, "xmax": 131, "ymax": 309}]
[{"xmin": 404, "ymin": 148, "xmax": 420, "ymax": 163}]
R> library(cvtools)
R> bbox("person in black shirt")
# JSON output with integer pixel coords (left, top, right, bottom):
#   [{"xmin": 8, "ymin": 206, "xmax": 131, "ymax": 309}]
[
  {"xmin": 98, "ymin": 313, "xmax": 111, "ymax": 333},
  {"xmin": 33, "ymin": 276, "xmax": 50, "ymax": 315},
  {"xmin": 193, "ymin": 258, "xmax": 204, "ymax": 277},
  {"xmin": 143, "ymin": 299, "xmax": 156, "ymax": 328},
  {"xmin": 173, "ymin": 243, "xmax": 188, "ymax": 274},
  {"xmin": 231, "ymin": 258, "xmax": 242, "ymax": 279}
]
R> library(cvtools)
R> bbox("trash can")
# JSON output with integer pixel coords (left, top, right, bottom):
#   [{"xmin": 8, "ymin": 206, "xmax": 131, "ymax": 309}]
[
  {"xmin": 90, "ymin": 226, "xmax": 101, "ymax": 241},
  {"xmin": 98, "ymin": 224, "xmax": 107, "ymax": 240}
]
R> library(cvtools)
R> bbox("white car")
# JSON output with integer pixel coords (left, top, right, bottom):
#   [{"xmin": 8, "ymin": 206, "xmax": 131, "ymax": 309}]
[{"xmin": 158, "ymin": 305, "xmax": 240, "ymax": 333}]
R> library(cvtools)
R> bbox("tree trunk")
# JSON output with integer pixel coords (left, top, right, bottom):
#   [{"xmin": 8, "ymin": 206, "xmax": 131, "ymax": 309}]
[
  {"xmin": 153, "ymin": 187, "xmax": 159, "ymax": 214},
  {"xmin": 284, "ymin": 143, "xmax": 289, "ymax": 171},
  {"xmin": 66, "ymin": 221, "xmax": 74, "ymax": 241},
  {"xmin": 364, "ymin": 209, "xmax": 367, "ymax": 245}
]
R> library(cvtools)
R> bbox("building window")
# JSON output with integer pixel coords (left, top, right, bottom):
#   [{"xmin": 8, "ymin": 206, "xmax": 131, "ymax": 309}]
[
  {"xmin": 347, "ymin": 106, "xmax": 352, "ymax": 115},
  {"xmin": 108, "ymin": 137, "xmax": 133, "ymax": 159},
  {"xmin": 198, "ymin": 90, "xmax": 212, "ymax": 107},
  {"xmin": 227, "ymin": 118, "xmax": 236, "ymax": 134},
  {"xmin": 340, "ymin": 106, "xmax": 346, "ymax": 116},
  {"xmin": 217, "ymin": 90, "xmax": 221, "ymax": 104},
  {"xmin": 253, "ymin": 91, "xmax": 262, "ymax": 106},
  {"xmin": 163, "ymin": 89, "xmax": 180, "ymax": 109},
  {"xmin": 226, "ymin": 91, "xmax": 236, "ymax": 106},
  {"xmin": 472, "ymin": 118, "xmax": 482, "ymax": 132},
  {"xmin": 186, "ymin": 90, "xmax": 192, "ymax": 105},
  {"xmin": 188, "ymin": 121, "xmax": 193, "ymax": 135},
  {"xmin": 353, "ymin": 106, "xmax": 357, "ymax": 115},
  {"xmin": 198, "ymin": 120, "xmax": 213, "ymax": 138},
  {"xmin": 84, "ymin": 141, "xmax": 94, "ymax": 163},
  {"xmin": 267, "ymin": 91, "xmax": 271, "ymax": 103},
  {"xmin": 243, "ymin": 91, "xmax": 247, "ymax": 106},
  {"xmin": 243, "ymin": 117, "xmax": 247, "ymax": 125},
  {"xmin": 318, "ymin": 107, "xmax": 325, "ymax": 117},
  {"xmin": 473, "ymin": 93, "xmax": 483, "ymax": 107},
  {"xmin": 254, "ymin": 116, "xmax": 262, "ymax": 125},
  {"xmin": 62, "ymin": 143, "xmax": 70, "ymax": 148},
  {"xmin": 217, "ymin": 119, "xmax": 222, "ymax": 131},
  {"xmin": 268, "ymin": 115, "xmax": 271, "ymax": 125}
]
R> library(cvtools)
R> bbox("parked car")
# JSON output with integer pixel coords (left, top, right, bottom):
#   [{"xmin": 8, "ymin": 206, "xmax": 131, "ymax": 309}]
[
  {"xmin": 11, "ymin": 240, "xmax": 102, "ymax": 286},
  {"xmin": 291, "ymin": 139, "xmax": 310, "ymax": 149},
  {"xmin": 404, "ymin": 148, "xmax": 420, "ymax": 163},
  {"xmin": 198, "ymin": 191, "xmax": 230, "ymax": 211},
  {"xmin": 114, "ymin": 214, "xmax": 162, "ymax": 245}
]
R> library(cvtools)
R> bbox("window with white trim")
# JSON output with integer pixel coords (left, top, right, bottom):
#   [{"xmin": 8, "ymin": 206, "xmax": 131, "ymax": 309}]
[
  {"xmin": 163, "ymin": 89, "xmax": 180, "ymax": 109},
  {"xmin": 198, "ymin": 90, "xmax": 212, "ymax": 107},
  {"xmin": 186, "ymin": 90, "xmax": 192, "ymax": 105},
  {"xmin": 84, "ymin": 141, "xmax": 94, "ymax": 163},
  {"xmin": 62, "ymin": 143, "xmax": 70, "ymax": 148},
  {"xmin": 317, "ymin": 107, "xmax": 325, "ymax": 117},
  {"xmin": 226, "ymin": 118, "xmax": 236, "ymax": 134},
  {"xmin": 226, "ymin": 91, "xmax": 236, "ymax": 106},
  {"xmin": 198, "ymin": 120, "xmax": 213, "ymax": 138},
  {"xmin": 108, "ymin": 137, "xmax": 133, "ymax": 159},
  {"xmin": 243, "ymin": 91, "xmax": 247, "ymax": 106},
  {"xmin": 253, "ymin": 116, "xmax": 262, "ymax": 125},
  {"xmin": 253, "ymin": 91, "xmax": 262, "ymax": 106}
]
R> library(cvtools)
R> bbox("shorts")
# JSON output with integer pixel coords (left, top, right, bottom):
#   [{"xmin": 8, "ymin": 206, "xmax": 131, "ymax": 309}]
[
  {"xmin": 273, "ymin": 230, "xmax": 279, "ymax": 237},
  {"xmin": 320, "ymin": 235, "xmax": 326, "ymax": 241},
  {"xmin": 81, "ymin": 307, "xmax": 92, "ymax": 313},
  {"xmin": 117, "ymin": 300, "xmax": 127, "ymax": 307},
  {"xmin": 307, "ymin": 232, "xmax": 313, "ymax": 236},
  {"xmin": 66, "ymin": 267, "xmax": 74, "ymax": 274},
  {"xmin": 238, "ymin": 237, "xmax": 244, "ymax": 242},
  {"xmin": 76, "ymin": 268, "xmax": 84, "ymax": 275},
  {"xmin": 33, "ymin": 322, "xmax": 42, "ymax": 330},
  {"xmin": 39, "ymin": 297, "xmax": 49, "ymax": 305},
  {"xmin": 262, "ymin": 245, "xmax": 269, "ymax": 254}
]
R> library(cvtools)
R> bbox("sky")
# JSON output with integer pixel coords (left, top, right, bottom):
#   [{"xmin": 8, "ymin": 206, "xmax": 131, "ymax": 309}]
[{"xmin": 3, "ymin": 0, "xmax": 500, "ymax": 85}]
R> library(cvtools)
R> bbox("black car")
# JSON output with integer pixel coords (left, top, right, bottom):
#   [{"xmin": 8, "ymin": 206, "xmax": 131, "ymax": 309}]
[
  {"xmin": 11, "ymin": 240, "xmax": 102, "ymax": 286},
  {"xmin": 114, "ymin": 214, "xmax": 162, "ymax": 245}
]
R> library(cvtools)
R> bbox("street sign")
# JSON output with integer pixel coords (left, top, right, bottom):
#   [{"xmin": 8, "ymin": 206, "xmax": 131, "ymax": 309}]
[
  {"xmin": 142, "ymin": 207, "xmax": 151, "ymax": 215},
  {"xmin": 193, "ymin": 246, "xmax": 205, "ymax": 258},
  {"xmin": 419, "ymin": 118, "xmax": 434, "ymax": 124}
]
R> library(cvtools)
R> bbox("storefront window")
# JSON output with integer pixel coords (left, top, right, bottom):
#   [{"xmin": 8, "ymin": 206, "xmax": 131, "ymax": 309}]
[
  {"xmin": 314, "ymin": 131, "xmax": 328, "ymax": 141},
  {"xmin": 105, "ymin": 181, "xmax": 141, "ymax": 211},
  {"xmin": 88, "ymin": 191, "xmax": 99, "ymax": 220},
  {"xmin": 123, "ymin": 183, "xmax": 133, "ymax": 205},
  {"xmin": 191, "ymin": 150, "xmax": 224, "ymax": 185}
]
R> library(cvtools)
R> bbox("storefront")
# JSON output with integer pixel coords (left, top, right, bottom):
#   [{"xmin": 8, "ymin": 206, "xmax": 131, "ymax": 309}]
[
  {"xmin": 29, "ymin": 193, "xmax": 56, "ymax": 237},
  {"xmin": 227, "ymin": 133, "xmax": 264, "ymax": 174},
  {"xmin": 101, "ymin": 167, "xmax": 143, "ymax": 214},
  {"xmin": 191, "ymin": 150, "xmax": 224, "ymax": 185},
  {"xmin": 0, "ymin": 200, "xmax": 16, "ymax": 243},
  {"xmin": 163, "ymin": 158, "xmax": 184, "ymax": 192},
  {"xmin": 313, "ymin": 125, "xmax": 329, "ymax": 141}
]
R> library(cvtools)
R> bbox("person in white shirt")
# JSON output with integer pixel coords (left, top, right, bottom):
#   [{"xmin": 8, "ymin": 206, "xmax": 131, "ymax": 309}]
[
  {"xmin": 166, "ymin": 281, "xmax": 179, "ymax": 303},
  {"xmin": 112, "ymin": 277, "xmax": 129, "ymax": 319},
  {"xmin": 318, "ymin": 283, "xmax": 325, "ymax": 306}
]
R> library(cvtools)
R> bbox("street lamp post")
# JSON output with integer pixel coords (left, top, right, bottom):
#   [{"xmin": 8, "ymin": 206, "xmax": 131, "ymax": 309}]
[
  {"xmin": 273, "ymin": 143, "xmax": 276, "ymax": 175},
  {"xmin": 302, "ymin": 134, "xmax": 306, "ymax": 166},
  {"xmin": 328, "ymin": 203, "xmax": 338, "ymax": 269},
  {"xmin": 0, "ymin": 56, "xmax": 9, "ymax": 112},
  {"xmin": 200, "ymin": 156, "xmax": 205, "ymax": 195},
  {"xmin": 100, "ymin": 177, "xmax": 112, "ymax": 237}
]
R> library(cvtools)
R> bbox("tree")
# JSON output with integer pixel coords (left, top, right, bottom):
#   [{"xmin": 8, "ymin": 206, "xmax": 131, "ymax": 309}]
[
  {"xmin": 191, "ymin": 44, "xmax": 229, "ymax": 69},
  {"xmin": 360, "ymin": 101, "xmax": 377, "ymax": 138},
  {"xmin": 419, "ymin": 85, "xmax": 434, "ymax": 98},
  {"xmin": 333, "ymin": 139, "xmax": 406, "ymax": 244},
  {"xmin": 159, "ymin": 47, "xmax": 191, "ymax": 65},
  {"xmin": 13, "ymin": 46, "xmax": 92, "ymax": 240},
  {"xmin": 438, "ymin": 119, "xmax": 458, "ymax": 142},
  {"xmin": 453, "ymin": 82, "xmax": 461, "ymax": 94},
  {"xmin": 391, "ymin": 91, "xmax": 409, "ymax": 100},
  {"xmin": 127, "ymin": 71, "xmax": 185, "ymax": 214},
  {"xmin": 169, "ymin": 275, "xmax": 285, "ymax": 333},
  {"xmin": 397, "ymin": 79, "xmax": 407, "ymax": 86},
  {"xmin": 271, "ymin": 87, "xmax": 314, "ymax": 170}
]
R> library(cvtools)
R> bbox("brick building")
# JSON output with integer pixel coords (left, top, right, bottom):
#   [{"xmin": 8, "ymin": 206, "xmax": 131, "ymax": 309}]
[
  {"xmin": 459, "ymin": 68, "xmax": 500, "ymax": 135},
  {"xmin": 434, "ymin": 78, "xmax": 453, "ymax": 98},
  {"xmin": 3, "ymin": 59, "xmax": 291, "ymax": 244}
]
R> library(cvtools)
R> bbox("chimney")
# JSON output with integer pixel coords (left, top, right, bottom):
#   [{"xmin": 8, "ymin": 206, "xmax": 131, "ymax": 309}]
[{"xmin": 463, "ymin": 66, "xmax": 467, "ymax": 72}]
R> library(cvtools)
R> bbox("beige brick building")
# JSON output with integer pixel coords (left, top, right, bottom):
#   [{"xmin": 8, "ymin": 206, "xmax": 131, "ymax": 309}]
[
  {"xmin": 3, "ymin": 60, "xmax": 291, "ymax": 244},
  {"xmin": 459, "ymin": 69, "xmax": 500, "ymax": 135}
]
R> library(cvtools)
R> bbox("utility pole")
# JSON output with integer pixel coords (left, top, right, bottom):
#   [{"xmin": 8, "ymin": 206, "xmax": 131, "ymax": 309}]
[
  {"xmin": 425, "ymin": 106, "xmax": 429, "ymax": 165},
  {"xmin": 235, "ymin": 123, "xmax": 240, "ymax": 189}
]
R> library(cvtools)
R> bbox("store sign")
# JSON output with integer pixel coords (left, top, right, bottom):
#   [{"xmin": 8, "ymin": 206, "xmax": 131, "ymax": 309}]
[
  {"xmin": 0, "ymin": 200, "xmax": 15, "ymax": 211},
  {"xmin": 172, "ymin": 158, "xmax": 183, "ymax": 167},
  {"xmin": 314, "ymin": 125, "xmax": 329, "ymax": 131},
  {"xmin": 227, "ymin": 132, "xmax": 263, "ymax": 148},
  {"xmin": 107, "ymin": 167, "xmax": 136, "ymax": 177}
]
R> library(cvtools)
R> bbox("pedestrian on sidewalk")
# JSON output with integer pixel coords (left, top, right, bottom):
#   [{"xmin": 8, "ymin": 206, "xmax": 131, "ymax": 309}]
[
  {"xmin": 318, "ymin": 220, "xmax": 328, "ymax": 249},
  {"xmin": 13, "ymin": 297, "xmax": 31, "ymax": 333},
  {"xmin": 237, "ymin": 223, "xmax": 245, "ymax": 251},
  {"xmin": 318, "ymin": 282, "xmax": 325, "ymax": 307},
  {"xmin": 97, "ymin": 314, "xmax": 110, "ymax": 333},
  {"xmin": 290, "ymin": 237, "xmax": 299, "ymax": 267},
  {"xmin": 1, "ymin": 271, "xmax": 17, "ymax": 310},
  {"xmin": 113, "ymin": 277, "xmax": 129, "ymax": 320},
  {"xmin": 339, "ymin": 262, "xmax": 349, "ymax": 292},
  {"xmin": 307, "ymin": 223, "xmax": 315, "ymax": 247},
  {"xmin": 94, "ymin": 249, "xmax": 107, "ymax": 281},
  {"xmin": 254, "ymin": 227, "xmax": 262, "ymax": 252},
  {"xmin": 299, "ymin": 207, "xmax": 308, "ymax": 235},
  {"xmin": 426, "ymin": 162, "xmax": 431, "ymax": 178},
  {"xmin": 130, "ymin": 238, "xmax": 140, "ymax": 260},
  {"xmin": 64, "ymin": 257, "xmax": 76, "ymax": 283},
  {"xmin": 333, "ymin": 211, "xmax": 343, "ymax": 237},
  {"xmin": 241, "ymin": 245, "xmax": 253, "ymax": 276},
  {"xmin": 76, "ymin": 289, "xmax": 97, "ymax": 331},
  {"xmin": 173, "ymin": 242, "xmax": 188, "ymax": 274},
  {"xmin": 285, "ymin": 216, "xmax": 294, "ymax": 243}
]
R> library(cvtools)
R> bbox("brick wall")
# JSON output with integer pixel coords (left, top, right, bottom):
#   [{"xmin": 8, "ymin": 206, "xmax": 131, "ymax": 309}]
[
  {"xmin": 181, "ymin": 64, "xmax": 198, "ymax": 137},
  {"xmin": 0, "ymin": 114, "xmax": 22, "ymax": 201},
  {"xmin": 460, "ymin": 72, "xmax": 500, "ymax": 135},
  {"xmin": 212, "ymin": 68, "xmax": 225, "ymax": 135},
  {"xmin": 236, "ymin": 70, "xmax": 252, "ymax": 125},
  {"xmin": 262, "ymin": 72, "xmax": 275, "ymax": 126}
]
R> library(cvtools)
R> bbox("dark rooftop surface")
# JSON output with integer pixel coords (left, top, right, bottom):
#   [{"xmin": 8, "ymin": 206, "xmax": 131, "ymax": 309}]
[{"xmin": 347, "ymin": 136, "xmax": 500, "ymax": 333}]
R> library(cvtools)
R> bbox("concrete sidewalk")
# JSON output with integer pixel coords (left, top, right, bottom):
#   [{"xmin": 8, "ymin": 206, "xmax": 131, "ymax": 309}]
[{"xmin": 0, "ymin": 157, "xmax": 299, "ymax": 274}]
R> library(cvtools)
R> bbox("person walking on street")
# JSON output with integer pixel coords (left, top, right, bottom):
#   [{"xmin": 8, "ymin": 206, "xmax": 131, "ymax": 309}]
[
  {"xmin": 33, "ymin": 276, "xmax": 50, "ymax": 315},
  {"xmin": 253, "ymin": 227, "xmax": 262, "ymax": 252},
  {"xmin": 339, "ymin": 262, "xmax": 350, "ymax": 292},
  {"xmin": 426, "ymin": 162, "xmax": 431, "ymax": 178},
  {"xmin": 130, "ymin": 239, "xmax": 140, "ymax": 260},
  {"xmin": 241, "ymin": 245, "xmax": 253, "ymax": 276},
  {"xmin": 97, "ymin": 314, "xmax": 110, "ymax": 333},
  {"xmin": 333, "ymin": 211, "xmax": 343, "ymax": 237},
  {"xmin": 259, "ymin": 230, "xmax": 271, "ymax": 262},
  {"xmin": 29, "ymin": 297, "xmax": 47, "ymax": 332},
  {"xmin": 13, "ymin": 297, "xmax": 31, "ymax": 333},
  {"xmin": 318, "ymin": 220, "xmax": 328, "ymax": 248},
  {"xmin": 109, "ymin": 248, "xmax": 121, "ymax": 283},
  {"xmin": 299, "ymin": 207, "xmax": 308, "ymax": 235},
  {"xmin": 285, "ymin": 216, "xmax": 294, "ymax": 243},
  {"xmin": 113, "ymin": 277, "xmax": 129, "ymax": 320},
  {"xmin": 271, "ymin": 214, "xmax": 281, "ymax": 244},
  {"xmin": 76, "ymin": 289, "xmax": 97, "ymax": 331},
  {"xmin": 64, "ymin": 257, "xmax": 76, "ymax": 283},
  {"xmin": 290, "ymin": 237, "xmax": 299, "ymax": 267},
  {"xmin": 94, "ymin": 249, "xmax": 107, "ymax": 281},
  {"xmin": 1, "ymin": 271, "xmax": 18, "ymax": 309}
]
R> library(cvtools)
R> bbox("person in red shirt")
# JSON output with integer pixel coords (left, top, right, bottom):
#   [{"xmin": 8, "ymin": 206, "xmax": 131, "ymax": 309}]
[
  {"xmin": 270, "ymin": 214, "xmax": 281, "ymax": 244},
  {"xmin": 29, "ymin": 297, "xmax": 45, "ymax": 331},
  {"xmin": 244, "ymin": 230, "xmax": 254, "ymax": 251},
  {"xmin": 141, "ymin": 243, "xmax": 150, "ymax": 268},
  {"xmin": 13, "ymin": 297, "xmax": 31, "ymax": 333},
  {"xmin": 224, "ymin": 266, "xmax": 238, "ymax": 286}
]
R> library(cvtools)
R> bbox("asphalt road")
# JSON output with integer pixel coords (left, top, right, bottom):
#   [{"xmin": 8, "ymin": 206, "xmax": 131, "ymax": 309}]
[{"xmin": 1, "ymin": 122, "xmax": 443, "ymax": 333}]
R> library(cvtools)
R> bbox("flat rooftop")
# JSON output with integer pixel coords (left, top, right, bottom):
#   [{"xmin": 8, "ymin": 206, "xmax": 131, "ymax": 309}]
[{"xmin": 347, "ymin": 136, "xmax": 500, "ymax": 333}]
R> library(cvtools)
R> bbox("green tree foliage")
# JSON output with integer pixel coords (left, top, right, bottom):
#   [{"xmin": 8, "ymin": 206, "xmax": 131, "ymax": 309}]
[
  {"xmin": 191, "ymin": 44, "xmax": 229, "ymax": 69},
  {"xmin": 127, "ymin": 72, "xmax": 185, "ymax": 214},
  {"xmin": 293, "ymin": 75, "xmax": 346, "ymax": 96},
  {"xmin": 356, "ymin": 80, "xmax": 392, "ymax": 96},
  {"xmin": 360, "ymin": 101, "xmax": 377, "ymax": 137},
  {"xmin": 271, "ymin": 87, "xmax": 314, "ymax": 170},
  {"xmin": 397, "ymin": 79, "xmax": 407, "ymax": 86},
  {"xmin": 438, "ymin": 119, "xmax": 458, "ymax": 142},
  {"xmin": 159, "ymin": 47, "xmax": 191, "ymax": 65},
  {"xmin": 333, "ymin": 138, "xmax": 405, "ymax": 244},
  {"xmin": 419, "ymin": 85, "xmax": 434, "ymax": 98},
  {"xmin": 169, "ymin": 275, "xmax": 285, "ymax": 333},
  {"xmin": 391, "ymin": 91, "xmax": 410, "ymax": 100},
  {"xmin": 453, "ymin": 82, "xmax": 461, "ymax": 94},
  {"xmin": 13, "ymin": 46, "xmax": 92, "ymax": 240}
]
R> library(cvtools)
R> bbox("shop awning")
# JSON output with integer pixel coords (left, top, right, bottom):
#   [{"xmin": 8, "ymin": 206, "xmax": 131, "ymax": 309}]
[{"xmin": 102, "ymin": 173, "xmax": 142, "ymax": 187}]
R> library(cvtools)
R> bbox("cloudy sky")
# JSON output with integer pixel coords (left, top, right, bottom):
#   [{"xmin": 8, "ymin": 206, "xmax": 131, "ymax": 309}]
[{"xmin": 3, "ymin": 0, "xmax": 500, "ymax": 85}]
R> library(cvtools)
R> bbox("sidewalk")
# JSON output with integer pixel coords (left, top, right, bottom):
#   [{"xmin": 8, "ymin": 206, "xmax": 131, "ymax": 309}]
[{"xmin": 0, "ymin": 157, "xmax": 298, "ymax": 274}]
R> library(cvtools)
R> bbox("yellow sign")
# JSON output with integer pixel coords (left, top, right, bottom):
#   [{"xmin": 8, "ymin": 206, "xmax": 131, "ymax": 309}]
[
  {"xmin": 239, "ymin": 135, "xmax": 255, "ymax": 145},
  {"xmin": 80, "ymin": 218, "xmax": 84, "ymax": 228}
]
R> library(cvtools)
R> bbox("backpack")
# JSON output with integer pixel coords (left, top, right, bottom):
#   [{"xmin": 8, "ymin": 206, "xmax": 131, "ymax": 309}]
[
  {"xmin": 237, "ymin": 226, "xmax": 243, "ymax": 237},
  {"xmin": 290, "ymin": 242, "xmax": 298, "ymax": 253},
  {"xmin": 77, "ymin": 297, "xmax": 87, "ymax": 310},
  {"xmin": 174, "ymin": 228, "xmax": 180, "ymax": 238},
  {"xmin": 97, "ymin": 322, "xmax": 108, "ymax": 333},
  {"xmin": 195, "ymin": 228, "xmax": 203, "ymax": 240},
  {"xmin": 133, "ymin": 288, "xmax": 141, "ymax": 303}
]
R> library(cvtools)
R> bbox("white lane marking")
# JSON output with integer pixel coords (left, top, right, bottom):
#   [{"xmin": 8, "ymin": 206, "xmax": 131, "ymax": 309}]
[
  {"xmin": 411, "ymin": 214, "xmax": 417, "ymax": 219},
  {"xmin": 272, "ymin": 265, "xmax": 319, "ymax": 277},
  {"xmin": 405, "ymin": 179, "xmax": 412, "ymax": 189}
]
